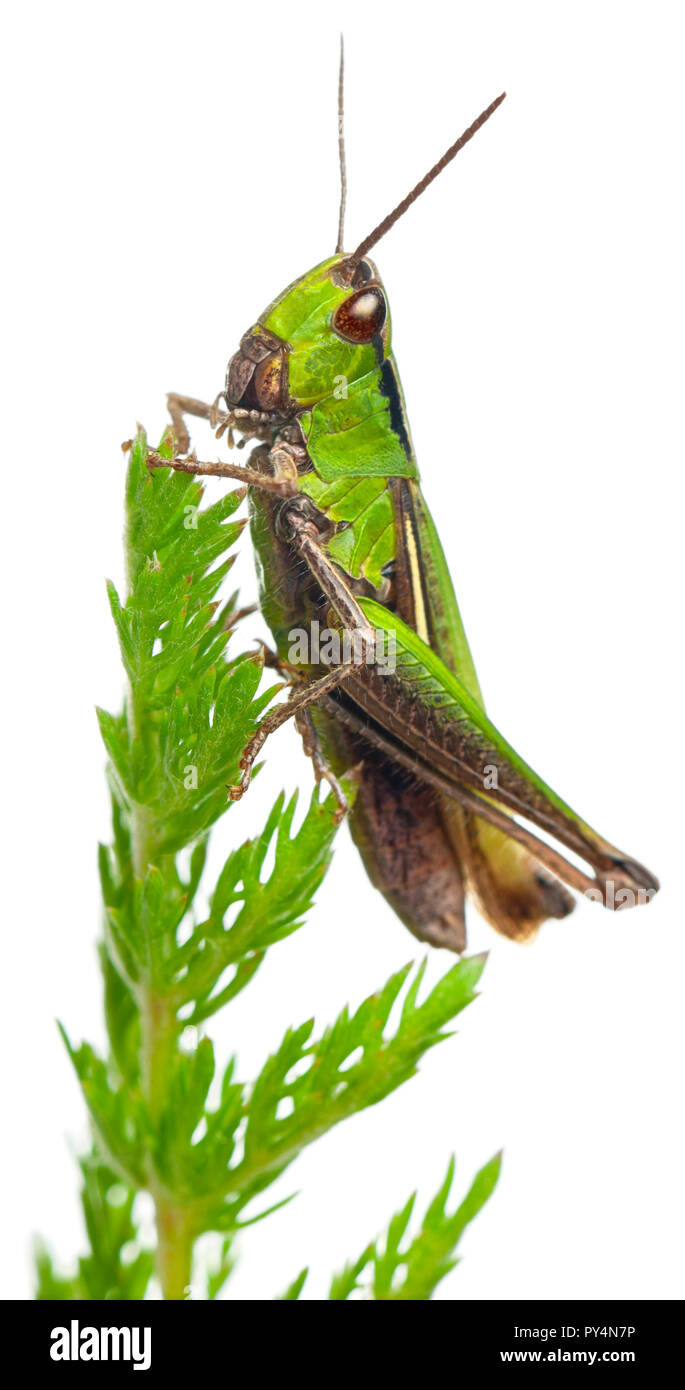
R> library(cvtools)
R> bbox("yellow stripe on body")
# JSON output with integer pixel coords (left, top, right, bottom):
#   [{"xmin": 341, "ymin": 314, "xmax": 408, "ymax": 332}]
[{"xmin": 404, "ymin": 513, "xmax": 430, "ymax": 643}]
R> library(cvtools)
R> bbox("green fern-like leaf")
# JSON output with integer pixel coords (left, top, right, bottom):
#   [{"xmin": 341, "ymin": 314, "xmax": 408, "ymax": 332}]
[
  {"xmin": 38, "ymin": 423, "xmax": 500, "ymax": 1302},
  {"xmin": 327, "ymin": 1153, "xmax": 502, "ymax": 1301}
]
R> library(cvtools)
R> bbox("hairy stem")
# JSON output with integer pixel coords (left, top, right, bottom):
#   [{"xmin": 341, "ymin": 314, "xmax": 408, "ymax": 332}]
[{"xmin": 139, "ymin": 990, "xmax": 176, "ymax": 1125}]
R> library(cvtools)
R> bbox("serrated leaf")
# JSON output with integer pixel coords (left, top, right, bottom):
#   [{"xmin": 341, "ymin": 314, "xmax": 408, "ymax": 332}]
[{"xmin": 327, "ymin": 1152, "xmax": 502, "ymax": 1302}]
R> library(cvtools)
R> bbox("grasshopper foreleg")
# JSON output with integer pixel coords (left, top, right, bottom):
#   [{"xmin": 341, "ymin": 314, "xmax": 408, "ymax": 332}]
[
  {"xmin": 166, "ymin": 392, "xmax": 225, "ymax": 454},
  {"xmin": 146, "ymin": 447, "xmax": 297, "ymax": 495},
  {"xmin": 165, "ymin": 391, "xmax": 276, "ymax": 452},
  {"xmin": 146, "ymin": 430, "xmax": 301, "ymax": 498},
  {"xmin": 157, "ymin": 389, "xmax": 299, "ymax": 481}
]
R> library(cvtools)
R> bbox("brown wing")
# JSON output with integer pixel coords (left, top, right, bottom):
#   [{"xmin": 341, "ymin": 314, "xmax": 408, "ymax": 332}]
[{"xmin": 313, "ymin": 702, "xmax": 468, "ymax": 952}]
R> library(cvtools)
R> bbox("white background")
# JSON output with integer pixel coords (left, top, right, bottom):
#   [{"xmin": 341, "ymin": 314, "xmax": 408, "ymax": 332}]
[{"xmin": 1, "ymin": 0, "xmax": 683, "ymax": 1301}]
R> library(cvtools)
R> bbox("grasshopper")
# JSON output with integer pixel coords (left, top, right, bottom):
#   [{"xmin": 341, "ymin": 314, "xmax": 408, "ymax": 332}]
[{"xmin": 148, "ymin": 56, "xmax": 658, "ymax": 952}]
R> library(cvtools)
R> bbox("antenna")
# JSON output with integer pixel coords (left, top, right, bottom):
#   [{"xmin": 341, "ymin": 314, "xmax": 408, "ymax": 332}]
[
  {"xmin": 344, "ymin": 90, "xmax": 506, "ymax": 270},
  {"xmin": 335, "ymin": 36, "xmax": 347, "ymax": 255}
]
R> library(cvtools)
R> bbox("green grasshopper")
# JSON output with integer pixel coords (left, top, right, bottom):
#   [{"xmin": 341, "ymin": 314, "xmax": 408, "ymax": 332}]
[{"xmin": 148, "ymin": 62, "xmax": 658, "ymax": 953}]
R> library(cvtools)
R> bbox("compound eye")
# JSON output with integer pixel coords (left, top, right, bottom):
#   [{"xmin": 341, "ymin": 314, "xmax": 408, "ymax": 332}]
[{"xmin": 333, "ymin": 286, "xmax": 386, "ymax": 343}]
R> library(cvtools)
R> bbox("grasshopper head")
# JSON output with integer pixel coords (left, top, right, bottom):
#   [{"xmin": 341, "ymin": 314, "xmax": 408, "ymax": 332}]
[
  {"xmin": 224, "ymin": 83, "xmax": 505, "ymax": 423},
  {"xmin": 224, "ymin": 254, "xmax": 390, "ymax": 416}
]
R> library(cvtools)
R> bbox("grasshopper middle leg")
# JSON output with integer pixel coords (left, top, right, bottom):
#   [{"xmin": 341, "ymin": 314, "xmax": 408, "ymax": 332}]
[
  {"xmin": 227, "ymin": 509, "xmax": 380, "ymax": 810},
  {"xmin": 293, "ymin": 705, "xmax": 349, "ymax": 824},
  {"xmin": 228, "ymin": 662, "xmax": 358, "ymax": 804}
]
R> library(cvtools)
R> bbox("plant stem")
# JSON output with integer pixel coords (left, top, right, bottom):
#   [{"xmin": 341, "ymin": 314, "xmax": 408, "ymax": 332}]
[
  {"xmin": 138, "ymin": 957, "xmax": 192, "ymax": 1298},
  {"xmin": 139, "ymin": 988, "xmax": 176, "ymax": 1125},
  {"xmin": 154, "ymin": 1198, "xmax": 195, "ymax": 1301},
  {"xmin": 124, "ymin": 537, "xmax": 197, "ymax": 1300}
]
